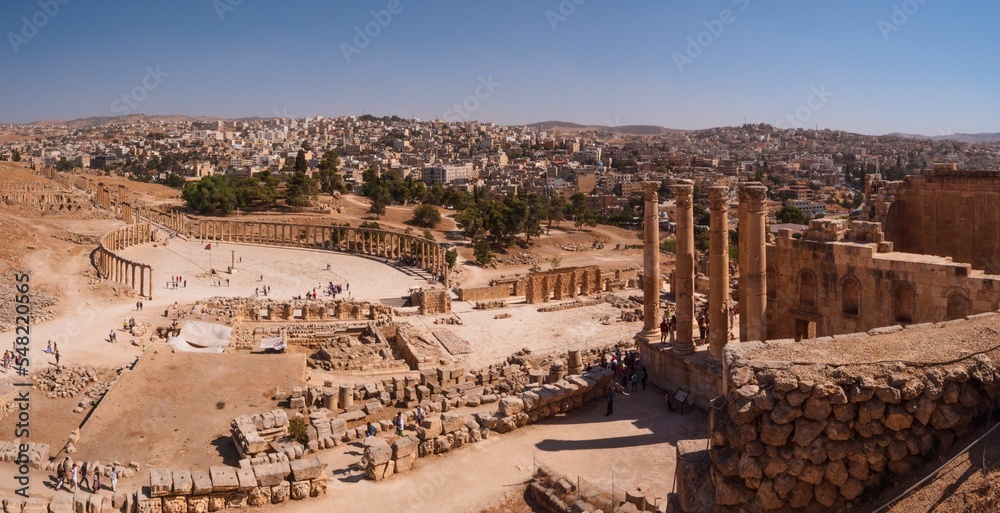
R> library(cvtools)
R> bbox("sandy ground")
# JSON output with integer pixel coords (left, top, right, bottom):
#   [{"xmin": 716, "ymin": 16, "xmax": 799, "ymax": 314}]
[
  {"xmin": 256, "ymin": 386, "xmax": 708, "ymax": 513},
  {"xmin": 118, "ymin": 238, "xmax": 433, "ymax": 304}
]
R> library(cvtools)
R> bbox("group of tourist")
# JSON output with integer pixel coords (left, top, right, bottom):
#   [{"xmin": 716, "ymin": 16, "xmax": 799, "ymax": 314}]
[
  {"xmin": 168, "ymin": 275, "xmax": 186, "ymax": 289},
  {"xmin": 659, "ymin": 313, "xmax": 678, "ymax": 343},
  {"xmin": 600, "ymin": 347, "xmax": 648, "ymax": 416},
  {"xmin": 54, "ymin": 458, "xmax": 117, "ymax": 493},
  {"xmin": 135, "ymin": 300, "xmax": 144, "ymax": 311},
  {"xmin": 254, "ymin": 286, "xmax": 270, "ymax": 297}
]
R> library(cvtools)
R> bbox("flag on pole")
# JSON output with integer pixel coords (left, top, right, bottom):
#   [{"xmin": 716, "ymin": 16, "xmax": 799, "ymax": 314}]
[{"xmin": 204, "ymin": 243, "xmax": 212, "ymax": 250}]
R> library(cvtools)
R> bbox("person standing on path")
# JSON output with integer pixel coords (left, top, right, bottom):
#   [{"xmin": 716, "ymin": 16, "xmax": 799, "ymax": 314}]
[
  {"xmin": 395, "ymin": 412, "xmax": 404, "ymax": 436},
  {"xmin": 640, "ymin": 367, "xmax": 648, "ymax": 391},
  {"xmin": 605, "ymin": 387, "xmax": 615, "ymax": 416},
  {"xmin": 70, "ymin": 463, "xmax": 79, "ymax": 492},
  {"xmin": 79, "ymin": 461, "xmax": 89, "ymax": 490},
  {"xmin": 110, "ymin": 467, "xmax": 118, "ymax": 492},
  {"xmin": 92, "ymin": 468, "xmax": 100, "ymax": 492}
]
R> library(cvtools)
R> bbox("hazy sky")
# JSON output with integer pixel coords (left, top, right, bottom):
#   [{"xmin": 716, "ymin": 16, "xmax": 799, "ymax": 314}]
[{"xmin": 2, "ymin": 0, "xmax": 998, "ymax": 135}]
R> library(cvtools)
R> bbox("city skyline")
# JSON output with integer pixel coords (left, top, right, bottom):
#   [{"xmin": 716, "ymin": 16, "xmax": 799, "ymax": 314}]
[{"xmin": 3, "ymin": 0, "xmax": 999, "ymax": 135}]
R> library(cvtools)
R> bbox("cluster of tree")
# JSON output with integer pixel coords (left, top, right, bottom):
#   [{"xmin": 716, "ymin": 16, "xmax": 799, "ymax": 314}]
[
  {"xmin": 361, "ymin": 169, "xmax": 427, "ymax": 218},
  {"xmin": 315, "ymin": 150, "xmax": 347, "ymax": 194},
  {"xmin": 775, "ymin": 205, "xmax": 810, "ymax": 225},
  {"xmin": 182, "ymin": 172, "xmax": 279, "ymax": 214}
]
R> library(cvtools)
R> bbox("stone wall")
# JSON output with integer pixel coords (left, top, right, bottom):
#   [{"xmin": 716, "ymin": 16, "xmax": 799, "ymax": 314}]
[
  {"xmin": 869, "ymin": 170, "xmax": 1000, "ymax": 274},
  {"xmin": 525, "ymin": 266, "xmax": 603, "ymax": 304},
  {"xmin": 766, "ymin": 221, "xmax": 1000, "ymax": 341},
  {"xmin": 410, "ymin": 289, "xmax": 451, "ymax": 314},
  {"xmin": 702, "ymin": 314, "xmax": 1000, "ymax": 512},
  {"xmin": 363, "ymin": 367, "xmax": 614, "ymax": 481},
  {"xmin": 457, "ymin": 283, "xmax": 515, "ymax": 302}
]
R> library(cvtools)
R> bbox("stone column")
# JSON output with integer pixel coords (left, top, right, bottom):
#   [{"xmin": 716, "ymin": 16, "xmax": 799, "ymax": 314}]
[
  {"xmin": 744, "ymin": 185, "xmax": 768, "ymax": 342},
  {"xmin": 673, "ymin": 182, "xmax": 696, "ymax": 354},
  {"xmin": 148, "ymin": 268, "xmax": 153, "ymax": 300},
  {"xmin": 638, "ymin": 182, "xmax": 661, "ymax": 342},
  {"xmin": 708, "ymin": 186, "xmax": 730, "ymax": 363}
]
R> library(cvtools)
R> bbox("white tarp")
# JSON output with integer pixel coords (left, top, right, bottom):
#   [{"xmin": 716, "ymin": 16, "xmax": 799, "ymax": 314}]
[
  {"xmin": 258, "ymin": 337, "xmax": 285, "ymax": 351},
  {"xmin": 167, "ymin": 321, "xmax": 232, "ymax": 353}
]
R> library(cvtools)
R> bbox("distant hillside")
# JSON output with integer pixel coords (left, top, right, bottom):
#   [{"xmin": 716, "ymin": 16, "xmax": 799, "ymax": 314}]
[
  {"xmin": 886, "ymin": 132, "xmax": 1000, "ymax": 144},
  {"xmin": 30, "ymin": 114, "xmax": 226, "ymax": 128},
  {"xmin": 526, "ymin": 120, "xmax": 687, "ymax": 136}
]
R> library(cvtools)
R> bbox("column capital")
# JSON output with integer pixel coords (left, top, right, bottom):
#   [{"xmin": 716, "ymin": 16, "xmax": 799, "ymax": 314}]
[
  {"xmin": 672, "ymin": 184, "xmax": 694, "ymax": 208},
  {"xmin": 743, "ymin": 185, "xmax": 768, "ymax": 213},
  {"xmin": 708, "ymin": 186, "xmax": 729, "ymax": 210},
  {"xmin": 640, "ymin": 181, "xmax": 660, "ymax": 202}
]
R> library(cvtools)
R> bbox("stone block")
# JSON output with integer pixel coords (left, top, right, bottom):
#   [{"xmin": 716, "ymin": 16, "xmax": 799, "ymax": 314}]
[
  {"xmin": 289, "ymin": 457, "xmax": 327, "ymax": 482},
  {"xmin": 205, "ymin": 495, "xmax": 224, "ymax": 513},
  {"xmin": 270, "ymin": 483, "xmax": 290, "ymax": 504},
  {"xmin": 246, "ymin": 488, "xmax": 269, "ymax": 508},
  {"xmin": 498, "ymin": 397, "xmax": 525, "ymax": 416},
  {"xmin": 185, "ymin": 497, "xmax": 207, "ymax": 513},
  {"xmin": 135, "ymin": 492, "xmax": 161, "ymax": 513},
  {"xmin": 149, "ymin": 470, "xmax": 173, "ymax": 498},
  {"xmin": 171, "ymin": 470, "xmax": 192, "ymax": 496},
  {"xmin": 252, "ymin": 462, "xmax": 290, "ymax": 487},
  {"xmin": 160, "ymin": 497, "xmax": 186, "ymax": 513},
  {"xmin": 441, "ymin": 412, "xmax": 466, "ymax": 434},
  {"xmin": 208, "ymin": 467, "xmax": 238, "ymax": 492},
  {"xmin": 309, "ymin": 479, "xmax": 327, "ymax": 498},
  {"xmin": 290, "ymin": 481, "xmax": 310, "ymax": 501},
  {"xmin": 223, "ymin": 492, "xmax": 246, "ymax": 509},
  {"xmin": 234, "ymin": 467, "xmax": 255, "ymax": 491},
  {"xmin": 190, "ymin": 471, "xmax": 212, "ymax": 495},
  {"xmin": 392, "ymin": 437, "xmax": 416, "ymax": 460},
  {"xmin": 48, "ymin": 494, "xmax": 73, "ymax": 513},
  {"xmin": 417, "ymin": 417, "xmax": 442, "ymax": 440}
]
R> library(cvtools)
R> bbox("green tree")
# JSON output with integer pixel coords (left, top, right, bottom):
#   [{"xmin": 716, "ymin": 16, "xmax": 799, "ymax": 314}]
[
  {"xmin": 550, "ymin": 256, "xmax": 562, "ymax": 269},
  {"xmin": 316, "ymin": 150, "xmax": 346, "ymax": 194},
  {"xmin": 445, "ymin": 248, "xmax": 458, "ymax": 269},
  {"xmin": 285, "ymin": 170, "xmax": 318, "ymax": 207},
  {"xmin": 660, "ymin": 238, "xmax": 677, "ymax": 253},
  {"xmin": 163, "ymin": 173, "xmax": 186, "ymax": 189},
  {"xmin": 409, "ymin": 203, "xmax": 442, "ymax": 228},
  {"xmin": 294, "ymin": 150, "xmax": 307, "ymax": 173},
  {"xmin": 776, "ymin": 205, "xmax": 809, "ymax": 225},
  {"xmin": 369, "ymin": 187, "xmax": 391, "ymax": 218},
  {"xmin": 473, "ymin": 240, "xmax": 493, "ymax": 266},
  {"xmin": 694, "ymin": 227, "xmax": 710, "ymax": 252},
  {"xmin": 455, "ymin": 205, "xmax": 486, "ymax": 240}
]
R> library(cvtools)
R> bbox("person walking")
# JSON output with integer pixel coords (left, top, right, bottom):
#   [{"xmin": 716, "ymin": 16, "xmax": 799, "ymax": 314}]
[
  {"xmin": 395, "ymin": 412, "xmax": 404, "ymax": 436},
  {"xmin": 92, "ymin": 468, "xmax": 101, "ymax": 492},
  {"xmin": 79, "ymin": 461, "xmax": 90, "ymax": 491},
  {"xmin": 55, "ymin": 462, "xmax": 66, "ymax": 491},
  {"xmin": 640, "ymin": 367, "xmax": 648, "ymax": 391},
  {"xmin": 70, "ymin": 463, "xmax": 79, "ymax": 492},
  {"xmin": 631, "ymin": 371, "xmax": 639, "ymax": 392},
  {"xmin": 414, "ymin": 405, "xmax": 425, "ymax": 425},
  {"xmin": 55, "ymin": 350, "xmax": 61, "ymax": 367},
  {"xmin": 606, "ymin": 386, "xmax": 616, "ymax": 416},
  {"xmin": 109, "ymin": 467, "xmax": 118, "ymax": 493}
]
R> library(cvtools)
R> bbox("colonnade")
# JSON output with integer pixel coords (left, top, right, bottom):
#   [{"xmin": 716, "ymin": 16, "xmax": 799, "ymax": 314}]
[
  {"xmin": 645, "ymin": 181, "xmax": 769, "ymax": 364},
  {"xmin": 195, "ymin": 220, "xmax": 450, "ymax": 287},
  {"xmin": 97, "ymin": 222, "xmax": 154, "ymax": 299}
]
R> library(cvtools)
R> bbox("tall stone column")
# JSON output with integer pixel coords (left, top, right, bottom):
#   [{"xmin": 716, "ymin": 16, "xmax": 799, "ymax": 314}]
[
  {"xmin": 673, "ymin": 182, "xmax": 696, "ymax": 355},
  {"xmin": 744, "ymin": 185, "xmax": 768, "ymax": 342},
  {"xmin": 638, "ymin": 182, "xmax": 661, "ymax": 342},
  {"xmin": 708, "ymin": 186, "xmax": 730, "ymax": 363}
]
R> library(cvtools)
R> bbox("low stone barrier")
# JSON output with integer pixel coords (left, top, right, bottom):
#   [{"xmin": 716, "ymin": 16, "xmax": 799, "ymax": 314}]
[
  {"xmin": 362, "ymin": 367, "xmax": 614, "ymax": 481},
  {"xmin": 703, "ymin": 319, "xmax": 1000, "ymax": 512}
]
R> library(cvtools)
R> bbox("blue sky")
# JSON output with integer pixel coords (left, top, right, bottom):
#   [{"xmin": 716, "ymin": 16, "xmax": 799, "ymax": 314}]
[{"xmin": 1, "ymin": 0, "xmax": 998, "ymax": 135}]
